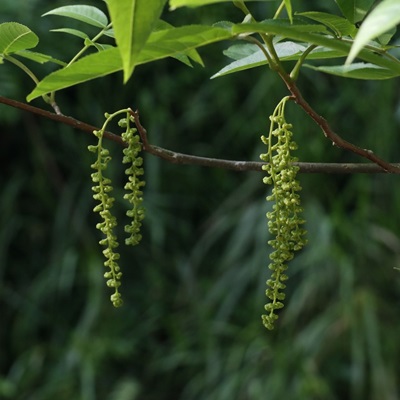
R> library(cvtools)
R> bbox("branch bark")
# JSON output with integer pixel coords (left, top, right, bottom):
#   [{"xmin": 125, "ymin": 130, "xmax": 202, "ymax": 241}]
[{"xmin": 1, "ymin": 95, "xmax": 400, "ymax": 174}]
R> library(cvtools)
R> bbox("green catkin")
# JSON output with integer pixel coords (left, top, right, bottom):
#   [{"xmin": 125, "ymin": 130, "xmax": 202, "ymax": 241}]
[
  {"xmin": 88, "ymin": 109, "xmax": 145, "ymax": 308},
  {"xmin": 260, "ymin": 96, "xmax": 307, "ymax": 330},
  {"xmin": 120, "ymin": 116, "xmax": 146, "ymax": 246},
  {"xmin": 89, "ymin": 125, "xmax": 123, "ymax": 307}
]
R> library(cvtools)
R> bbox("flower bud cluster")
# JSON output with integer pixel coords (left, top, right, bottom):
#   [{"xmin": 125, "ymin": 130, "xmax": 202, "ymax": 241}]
[{"xmin": 260, "ymin": 98, "xmax": 307, "ymax": 330}]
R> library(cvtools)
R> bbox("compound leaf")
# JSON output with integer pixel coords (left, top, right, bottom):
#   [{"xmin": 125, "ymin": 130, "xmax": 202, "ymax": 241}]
[{"xmin": 27, "ymin": 25, "xmax": 232, "ymax": 101}]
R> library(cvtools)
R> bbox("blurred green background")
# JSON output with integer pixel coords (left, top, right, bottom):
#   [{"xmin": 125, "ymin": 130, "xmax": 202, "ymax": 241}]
[{"xmin": 1, "ymin": 1, "xmax": 400, "ymax": 399}]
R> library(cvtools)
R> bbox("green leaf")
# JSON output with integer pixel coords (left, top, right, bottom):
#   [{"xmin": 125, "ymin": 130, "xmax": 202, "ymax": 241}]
[
  {"xmin": 137, "ymin": 25, "xmax": 233, "ymax": 65},
  {"xmin": 14, "ymin": 50, "xmax": 66, "ymax": 66},
  {"xmin": 154, "ymin": 20, "xmax": 204, "ymax": 67},
  {"xmin": 232, "ymin": 21, "xmax": 400, "ymax": 75},
  {"xmin": 243, "ymin": 19, "xmax": 330, "ymax": 35},
  {"xmin": 170, "ymin": 0, "xmax": 274, "ymax": 9},
  {"xmin": 305, "ymin": 63, "xmax": 399, "ymax": 80},
  {"xmin": 377, "ymin": 26, "xmax": 396, "ymax": 45},
  {"xmin": 42, "ymin": 5, "xmax": 109, "ymax": 28},
  {"xmin": 223, "ymin": 43, "xmax": 259, "ymax": 60},
  {"xmin": 0, "ymin": 22, "xmax": 39, "ymax": 55},
  {"xmin": 334, "ymin": 0, "xmax": 375, "ymax": 24},
  {"xmin": 26, "ymin": 47, "xmax": 122, "ymax": 101},
  {"xmin": 51, "ymin": 28, "xmax": 89, "ymax": 40},
  {"xmin": 284, "ymin": 0, "xmax": 293, "ymax": 24},
  {"xmin": 346, "ymin": 0, "xmax": 400, "ymax": 64},
  {"xmin": 297, "ymin": 12, "xmax": 357, "ymax": 38},
  {"xmin": 107, "ymin": 0, "xmax": 167, "ymax": 83},
  {"xmin": 212, "ymin": 41, "xmax": 305, "ymax": 78},
  {"xmin": 103, "ymin": 28, "xmax": 115, "ymax": 39},
  {"xmin": 84, "ymin": 38, "xmax": 113, "ymax": 52}
]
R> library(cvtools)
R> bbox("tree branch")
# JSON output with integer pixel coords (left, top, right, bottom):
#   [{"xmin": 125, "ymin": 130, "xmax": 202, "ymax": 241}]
[
  {"xmin": 1, "ymin": 95, "xmax": 400, "ymax": 174},
  {"xmin": 0, "ymin": 95, "xmax": 124, "ymax": 145},
  {"xmin": 278, "ymin": 73, "xmax": 400, "ymax": 173},
  {"xmin": 244, "ymin": 36, "xmax": 400, "ymax": 174}
]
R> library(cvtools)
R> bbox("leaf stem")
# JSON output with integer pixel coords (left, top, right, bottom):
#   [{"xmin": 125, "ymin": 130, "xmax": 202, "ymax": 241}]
[
  {"xmin": 273, "ymin": 1, "xmax": 286, "ymax": 19},
  {"xmin": 3, "ymin": 55, "xmax": 61, "ymax": 111},
  {"xmin": 290, "ymin": 44, "xmax": 317, "ymax": 80},
  {"xmin": 67, "ymin": 22, "xmax": 113, "ymax": 66},
  {"xmin": 4, "ymin": 55, "xmax": 39, "ymax": 84},
  {"xmin": 233, "ymin": 1, "xmax": 252, "ymax": 17}
]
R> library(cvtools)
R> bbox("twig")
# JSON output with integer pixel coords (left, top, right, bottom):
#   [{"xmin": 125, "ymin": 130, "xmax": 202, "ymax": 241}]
[
  {"xmin": 131, "ymin": 109, "xmax": 400, "ymax": 174},
  {"xmin": 0, "ymin": 95, "xmax": 123, "ymax": 145},
  {"xmin": 285, "ymin": 81, "xmax": 400, "ymax": 173},
  {"xmin": 1, "ymin": 95, "xmax": 400, "ymax": 174}
]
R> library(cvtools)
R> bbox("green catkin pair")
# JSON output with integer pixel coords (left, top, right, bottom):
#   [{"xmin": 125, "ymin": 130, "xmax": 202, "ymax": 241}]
[
  {"xmin": 88, "ymin": 110, "xmax": 145, "ymax": 307},
  {"xmin": 260, "ymin": 96, "xmax": 307, "ymax": 330}
]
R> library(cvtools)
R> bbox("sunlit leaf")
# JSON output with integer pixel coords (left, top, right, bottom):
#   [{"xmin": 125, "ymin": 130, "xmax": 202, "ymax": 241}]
[
  {"xmin": 0, "ymin": 22, "xmax": 38, "ymax": 55},
  {"xmin": 42, "ymin": 5, "xmax": 109, "ymax": 28},
  {"xmin": 212, "ymin": 42, "xmax": 346, "ymax": 78},
  {"xmin": 212, "ymin": 41, "xmax": 305, "ymax": 78},
  {"xmin": 305, "ymin": 62, "xmax": 399, "ymax": 80},
  {"xmin": 346, "ymin": 0, "xmax": 400, "ymax": 64},
  {"xmin": 107, "ymin": 0, "xmax": 167, "ymax": 83}
]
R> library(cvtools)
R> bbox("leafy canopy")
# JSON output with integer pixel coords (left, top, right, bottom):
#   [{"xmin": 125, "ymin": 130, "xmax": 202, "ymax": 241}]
[{"xmin": 0, "ymin": 0, "xmax": 399, "ymax": 102}]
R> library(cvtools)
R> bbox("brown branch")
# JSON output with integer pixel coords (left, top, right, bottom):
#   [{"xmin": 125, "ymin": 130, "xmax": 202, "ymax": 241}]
[
  {"xmin": 0, "ymin": 95, "xmax": 124, "ymax": 145},
  {"xmin": 1, "ymin": 95, "xmax": 400, "ymax": 174},
  {"xmin": 131, "ymin": 110, "xmax": 400, "ymax": 173}
]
